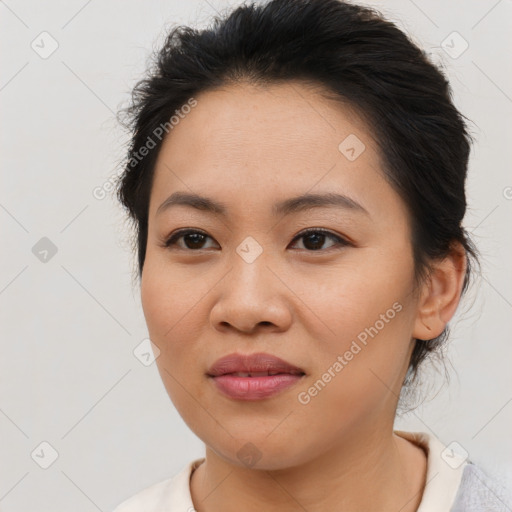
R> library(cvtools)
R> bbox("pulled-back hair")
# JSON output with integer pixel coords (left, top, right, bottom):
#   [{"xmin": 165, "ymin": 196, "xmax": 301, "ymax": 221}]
[{"xmin": 115, "ymin": 0, "xmax": 478, "ymax": 403}]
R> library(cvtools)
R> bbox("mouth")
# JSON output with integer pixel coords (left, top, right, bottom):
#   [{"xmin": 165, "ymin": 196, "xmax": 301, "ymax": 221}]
[
  {"xmin": 207, "ymin": 353, "xmax": 306, "ymax": 400},
  {"xmin": 221, "ymin": 371, "xmax": 303, "ymax": 377},
  {"xmin": 207, "ymin": 352, "xmax": 306, "ymax": 378}
]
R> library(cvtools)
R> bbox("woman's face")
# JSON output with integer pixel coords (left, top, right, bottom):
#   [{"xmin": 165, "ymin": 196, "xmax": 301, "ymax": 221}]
[{"xmin": 141, "ymin": 81, "xmax": 424, "ymax": 469}]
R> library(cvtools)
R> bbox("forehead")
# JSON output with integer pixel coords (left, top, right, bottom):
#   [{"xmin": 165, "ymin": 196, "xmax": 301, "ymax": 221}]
[
  {"xmin": 148, "ymin": 81, "xmax": 402, "ymax": 222},
  {"xmin": 158, "ymin": 80, "xmax": 373, "ymax": 163}
]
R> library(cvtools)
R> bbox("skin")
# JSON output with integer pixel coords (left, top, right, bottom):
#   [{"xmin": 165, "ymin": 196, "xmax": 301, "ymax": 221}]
[{"xmin": 140, "ymin": 80, "xmax": 467, "ymax": 512}]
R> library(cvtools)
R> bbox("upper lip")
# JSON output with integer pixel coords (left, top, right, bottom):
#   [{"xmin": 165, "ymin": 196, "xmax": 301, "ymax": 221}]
[{"xmin": 207, "ymin": 352, "xmax": 305, "ymax": 377}]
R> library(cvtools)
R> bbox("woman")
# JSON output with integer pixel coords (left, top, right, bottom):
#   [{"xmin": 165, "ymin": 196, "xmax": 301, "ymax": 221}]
[{"xmin": 112, "ymin": 0, "xmax": 510, "ymax": 510}]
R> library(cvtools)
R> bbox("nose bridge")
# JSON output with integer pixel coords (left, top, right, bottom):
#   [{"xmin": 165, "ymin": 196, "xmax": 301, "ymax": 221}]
[
  {"xmin": 235, "ymin": 234, "xmax": 266, "ymax": 267},
  {"xmin": 210, "ymin": 234, "xmax": 291, "ymax": 332},
  {"xmin": 229, "ymin": 234, "xmax": 272, "ymax": 296}
]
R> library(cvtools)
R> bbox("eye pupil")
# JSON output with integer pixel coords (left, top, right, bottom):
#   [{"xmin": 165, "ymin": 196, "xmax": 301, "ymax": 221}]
[
  {"xmin": 303, "ymin": 233, "xmax": 325, "ymax": 251},
  {"xmin": 185, "ymin": 233, "xmax": 206, "ymax": 249}
]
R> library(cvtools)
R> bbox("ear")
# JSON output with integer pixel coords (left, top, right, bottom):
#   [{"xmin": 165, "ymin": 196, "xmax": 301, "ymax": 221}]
[{"xmin": 413, "ymin": 243, "xmax": 467, "ymax": 340}]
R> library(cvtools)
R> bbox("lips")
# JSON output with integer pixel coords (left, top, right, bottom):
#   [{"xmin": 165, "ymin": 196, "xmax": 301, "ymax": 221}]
[
  {"xmin": 207, "ymin": 353, "xmax": 306, "ymax": 400},
  {"xmin": 207, "ymin": 352, "xmax": 305, "ymax": 377}
]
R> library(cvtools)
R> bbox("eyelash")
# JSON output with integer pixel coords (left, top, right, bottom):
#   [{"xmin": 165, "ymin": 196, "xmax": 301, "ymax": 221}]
[{"xmin": 162, "ymin": 228, "xmax": 352, "ymax": 252}]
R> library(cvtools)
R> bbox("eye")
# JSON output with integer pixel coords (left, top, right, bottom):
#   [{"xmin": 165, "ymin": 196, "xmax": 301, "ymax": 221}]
[
  {"xmin": 289, "ymin": 228, "xmax": 351, "ymax": 251},
  {"xmin": 163, "ymin": 229, "xmax": 218, "ymax": 250},
  {"xmin": 162, "ymin": 228, "xmax": 351, "ymax": 252}
]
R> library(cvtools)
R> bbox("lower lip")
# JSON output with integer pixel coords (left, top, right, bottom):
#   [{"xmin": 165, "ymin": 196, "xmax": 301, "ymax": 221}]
[{"xmin": 209, "ymin": 374, "xmax": 304, "ymax": 400}]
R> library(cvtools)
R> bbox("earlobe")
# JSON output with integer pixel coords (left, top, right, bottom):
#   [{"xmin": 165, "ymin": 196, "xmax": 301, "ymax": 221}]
[{"xmin": 413, "ymin": 244, "xmax": 467, "ymax": 341}]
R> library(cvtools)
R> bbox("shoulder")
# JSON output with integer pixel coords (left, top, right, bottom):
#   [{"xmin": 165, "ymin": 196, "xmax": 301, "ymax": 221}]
[
  {"xmin": 111, "ymin": 458, "xmax": 204, "ymax": 512},
  {"xmin": 112, "ymin": 476, "xmax": 176, "ymax": 512},
  {"xmin": 394, "ymin": 430, "xmax": 512, "ymax": 511},
  {"xmin": 450, "ymin": 462, "xmax": 512, "ymax": 512}
]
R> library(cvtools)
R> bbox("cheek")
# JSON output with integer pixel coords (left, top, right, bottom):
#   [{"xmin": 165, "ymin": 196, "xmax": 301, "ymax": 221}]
[
  {"xmin": 296, "ymin": 250, "xmax": 417, "ymax": 403},
  {"xmin": 297, "ymin": 249, "xmax": 414, "ymax": 345},
  {"xmin": 141, "ymin": 250, "xmax": 207, "ymax": 333},
  {"xmin": 140, "ymin": 258, "xmax": 204, "ymax": 366},
  {"xmin": 140, "ymin": 260, "xmax": 212, "ymax": 421},
  {"xmin": 292, "ymin": 300, "xmax": 415, "ymax": 445}
]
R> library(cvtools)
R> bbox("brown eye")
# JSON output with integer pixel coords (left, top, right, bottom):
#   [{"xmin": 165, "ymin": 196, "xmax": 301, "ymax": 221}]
[
  {"xmin": 290, "ymin": 229, "xmax": 350, "ymax": 251},
  {"xmin": 163, "ymin": 228, "xmax": 350, "ymax": 252},
  {"xmin": 164, "ymin": 229, "xmax": 218, "ymax": 250}
]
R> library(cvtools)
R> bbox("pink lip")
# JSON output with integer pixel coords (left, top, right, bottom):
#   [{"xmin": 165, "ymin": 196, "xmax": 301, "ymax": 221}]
[{"xmin": 207, "ymin": 352, "xmax": 306, "ymax": 401}]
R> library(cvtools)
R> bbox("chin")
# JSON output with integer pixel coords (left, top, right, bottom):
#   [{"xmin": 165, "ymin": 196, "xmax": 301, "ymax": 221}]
[{"xmin": 204, "ymin": 433, "xmax": 312, "ymax": 472}]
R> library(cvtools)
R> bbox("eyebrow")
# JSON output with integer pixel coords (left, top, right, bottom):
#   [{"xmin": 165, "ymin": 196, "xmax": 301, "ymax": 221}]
[{"xmin": 156, "ymin": 191, "xmax": 369, "ymax": 217}]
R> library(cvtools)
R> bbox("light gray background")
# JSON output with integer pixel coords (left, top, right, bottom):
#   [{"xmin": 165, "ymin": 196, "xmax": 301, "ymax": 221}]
[{"xmin": 1, "ymin": 1, "xmax": 511, "ymax": 511}]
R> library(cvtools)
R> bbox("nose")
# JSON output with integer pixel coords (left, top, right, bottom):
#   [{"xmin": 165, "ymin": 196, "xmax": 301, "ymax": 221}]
[{"xmin": 209, "ymin": 250, "xmax": 293, "ymax": 335}]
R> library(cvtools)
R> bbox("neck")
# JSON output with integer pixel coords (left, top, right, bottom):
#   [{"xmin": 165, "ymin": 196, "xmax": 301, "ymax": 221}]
[{"xmin": 190, "ymin": 425, "xmax": 427, "ymax": 512}]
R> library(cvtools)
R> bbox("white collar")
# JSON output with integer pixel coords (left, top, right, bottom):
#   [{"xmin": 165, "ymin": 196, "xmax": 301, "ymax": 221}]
[
  {"xmin": 394, "ymin": 430, "xmax": 468, "ymax": 512},
  {"xmin": 113, "ymin": 430, "xmax": 468, "ymax": 511}
]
